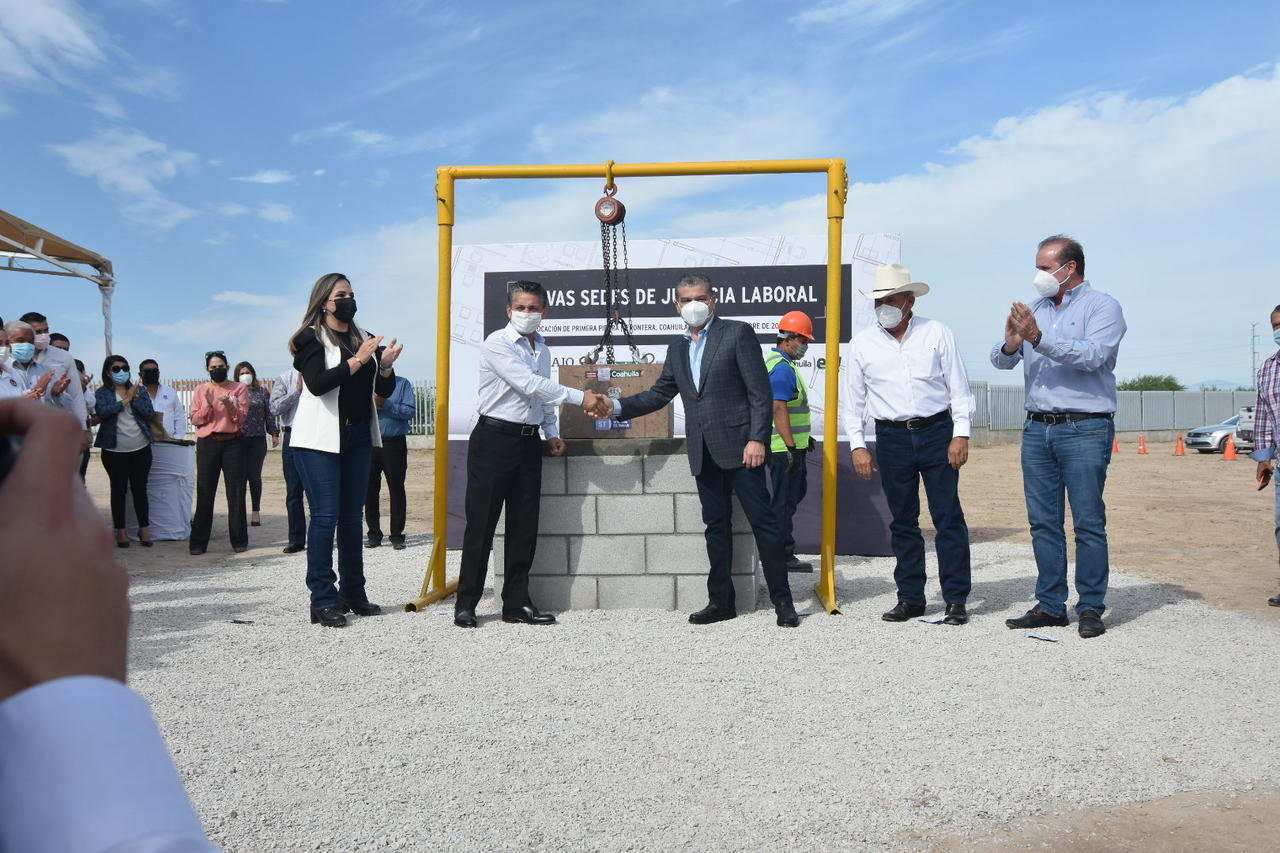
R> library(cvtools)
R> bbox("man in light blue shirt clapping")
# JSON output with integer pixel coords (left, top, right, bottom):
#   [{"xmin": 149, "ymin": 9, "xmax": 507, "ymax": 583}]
[{"xmin": 991, "ymin": 235, "xmax": 1127, "ymax": 639}]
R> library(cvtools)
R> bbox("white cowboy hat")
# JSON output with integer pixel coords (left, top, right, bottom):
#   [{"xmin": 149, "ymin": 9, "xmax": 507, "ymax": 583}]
[{"xmin": 861, "ymin": 263, "xmax": 930, "ymax": 299}]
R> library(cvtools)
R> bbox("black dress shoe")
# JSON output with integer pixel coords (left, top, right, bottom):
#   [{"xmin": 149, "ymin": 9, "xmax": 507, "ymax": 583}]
[
  {"xmin": 250, "ymin": 521, "xmax": 261, "ymax": 527},
  {"xmin": 365, "ymin": 536, "xmax": 382, "ymax": 549},
  {"xmin": 188, "ymin": 547, "xmax": 205, "ymax": 556},
  {"xmin": 1078, "ymin": 609, "xmax": 1106, "ymax": 638},
  {"xmin": 310, "ymin": 606, "xmax": 347, "ymax": 628},
  {"xmin": 785, "ymin": 555, "xmax": 814, "ymax": 573},
  {"xmin": 688, "ymin": 604, "xmax": 737, "ymax": 625},
  {"xmin": 454, "ymin": 608, "xmax": 477, "ymax": 628},
  {"xmin": 502, "ymin": 605, "xmax": 556, "ymax": 625},
  {"xmin": 881, "ymin": 602, "xmax": 926, "ymax": 622},
  {"xmin": 775, "ymin": 600, "xmax": 800, "ymax": 627},
  {"xmin": 942, "ymin": 603, "xmax": 969, "ymax": 625},
  {"xmin": 390, "ymin": 537, "xmax": 406, "ymax": 551},
  {"xmin": 139, "ymin": 539, "xmax": 153, "ymax": 548},
  {"xmin": 116, "ymin": 539, "xmax": 130, "ymax": 549},
  {"xmin": 1005, "ymin": 605, "xmax": 1069, "ymax": 629},
  {"xmin": 233, "ymin": 545, "xmax": 248, "ymax": 553},
  {"xmin": 1269, "ymin": 594, "xmax": 1280, "ymax": 607},
  {"xmin": 342, "ymin": 600, "xmax": 382, "ymax": 617},
  {"xmin": 282, "ymin": 543, "xmax": 305, "ymax": 554}
]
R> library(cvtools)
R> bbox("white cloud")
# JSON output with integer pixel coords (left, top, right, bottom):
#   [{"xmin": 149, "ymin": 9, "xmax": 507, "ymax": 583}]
[
  {"xmin": 212, "ymin": 290, "xmax": 284, "ymax": 307},
  {"xmin": 213, "ymin": 202, "xmax": 251, "ymax": 217},
  {"xmin": 290, "ymin": 119, "xmax": 468, "ymax": 155},
  {"xmin": 204, "ymin": 231, "xmax": 233, "ymax": 245},
  {"xmin": 46, "ymin": 126, "xmax": 200, "ymax": 228},
  {"xmin": 313, "ymin": 168, "xmax": 325, "ymax": 176},
  {"xmin": 792, "ymin": 0, "xmax": 930, "ymax": 29},
  {"xmin": 0, "ymin": 0, "xmax": 106, "ymax": 88},
  {"xmin": 116, "ymin": 64, "xmax": 183, "ymax": 101},
  {"xmin": 257, "ymin": 203, "xmax": 294, "ymax": 223},
  {"xmin": 231, "ymin": 169, "xmax": 296, "ymax": 184}
]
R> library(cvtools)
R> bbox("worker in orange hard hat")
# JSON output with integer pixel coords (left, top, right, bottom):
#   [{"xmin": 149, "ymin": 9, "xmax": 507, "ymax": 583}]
[{"xmin": 766, "ymin": 310, "xmax": 815, "ymax": 572}]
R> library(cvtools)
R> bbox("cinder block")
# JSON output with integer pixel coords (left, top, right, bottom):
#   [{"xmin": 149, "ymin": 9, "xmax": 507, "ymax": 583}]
[
  {"xmin": 731, "ymin": 533, "xmax": 758, "ymax": 575},
  {"xmin": 732, "ymin": 574, "xmax": 760, "ymax": 612},
  {"xmin": 676, "ymin": 575, "xmax": 708, "ymax": 611},
  {"xmin": 597, "ymin": 495, "xmax": 674, "ymax": 534},
  {"xmin": 541, "ymin": 456, "xmax": 567, "ymax": 495},
  {"xmin": 568, "ymin": 535, "xmax": 645, "ymax": 574},
  {"xmin": 526, "ymin": 576, "xmax": 598, "ymax": 610},
  {"xmin": 675, "ymin": 574, "xmax": 758, "ymax": 613},
  {"xmin": 675, "ymin": 494, "xmax": 705, "ymax": 533},
  {"xmin": 567, "ymin": 455, "xmax": 643, "ymax": 495},
  {"xmin": 537, "ymin": 495, "xmax": 596, "ymax": 535},
  {"xmin": 493, "ymin": 535, "xmax": 568, "ymax": 577},
  {"xmin": 644, "ymin": 533, "xmax": 710, "ymax": 574},
  {"xmin": 597, "ymin": 576, "xmax": 676, "ymax": 610},
  {"xmin": 642, "ymin": 453, "xmax": 698, "ymax": 494}
]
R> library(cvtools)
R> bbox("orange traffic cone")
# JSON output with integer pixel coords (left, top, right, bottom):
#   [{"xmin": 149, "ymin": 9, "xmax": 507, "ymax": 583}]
[
  {"xmin": 1174, "ymin": 434, "xmax": 1185, "ymax": 456},
  {"xmin": 1223, "ymin": 435, "xmax": 1237, "ymax": 460},
  {"xmin": 1112, "ymin": 436, "xmax": 1120, "ymax": 453},
  {"xmin": 1137, "ymin": 435, "xmax": 1148, "ymax": 455}
]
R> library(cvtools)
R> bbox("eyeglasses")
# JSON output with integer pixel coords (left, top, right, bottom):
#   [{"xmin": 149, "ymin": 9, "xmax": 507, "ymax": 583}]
[
  {"xmin": 204, "ymin": 350, "xmax": 225, "ymax": 360},
  {"xmin": 109, "ymin": 364, "xmax": 128, "ymax": 371}
]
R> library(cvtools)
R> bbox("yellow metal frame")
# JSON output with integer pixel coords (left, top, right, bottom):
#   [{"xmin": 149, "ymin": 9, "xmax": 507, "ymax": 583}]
[{"xmin": 406, "ymin": 158, "xmax": 848, "ymax": 615}]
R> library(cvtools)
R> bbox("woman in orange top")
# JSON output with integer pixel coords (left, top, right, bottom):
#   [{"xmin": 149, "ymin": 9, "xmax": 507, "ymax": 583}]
[{"xmin": 187, "ymin": 350, "xmax": 251, "ymax": 555}]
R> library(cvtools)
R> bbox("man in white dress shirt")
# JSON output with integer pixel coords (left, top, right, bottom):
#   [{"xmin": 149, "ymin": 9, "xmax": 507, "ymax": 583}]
[
  {"xmin": 20, "ymin": 312, "xmax": 88, "ymax": 427},
  {"xmin": 845, "ymin": 264, "xmax": 975, "ymax": 625},
  {"xmin": 5, "ymin": 321, "xmax": 76, "ymax": 416},
  {"xmin": 454, "ymin": 280, "xmax": 607, "ymax": 629},
  {"xmin": 0, "ymin": 398, "xmax": 217, "ymax": 852},
  {"xmin": 269, "ymin": 366, "xmax": 308, "ymax": 553}
]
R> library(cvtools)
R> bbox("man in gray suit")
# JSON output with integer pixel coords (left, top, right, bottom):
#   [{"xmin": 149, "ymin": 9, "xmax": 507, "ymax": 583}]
[{"xmin": 594, "ymin": 275, "xmax": 799, "ymax": 627}]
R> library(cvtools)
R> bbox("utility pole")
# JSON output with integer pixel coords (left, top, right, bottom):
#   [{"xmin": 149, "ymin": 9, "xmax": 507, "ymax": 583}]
[{"xmin": 1252, "ymin": 323, "xmax": 1259, "ymax": 388}]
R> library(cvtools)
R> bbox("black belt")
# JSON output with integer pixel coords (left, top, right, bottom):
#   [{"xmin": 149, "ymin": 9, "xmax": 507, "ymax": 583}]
[
  {"xmin": 875, "ymin": 410, "xmax": 950, "ymax": 431},
  {"xmin": 1027, "ymin": 411, "xmax": 1114, "ymax": 425},
  {"xmin": 477, "ymin": 415, "xmax": 540, "ymax": 437}
]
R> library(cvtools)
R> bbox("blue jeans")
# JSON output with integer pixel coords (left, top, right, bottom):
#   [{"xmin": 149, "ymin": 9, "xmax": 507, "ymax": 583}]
[
  {"xmin": 1021, "ymin": 416, "xmax": 1114, "ymax": 617},
  {"xmin": 874, "ymin": 417, "xmax": 971, "ymax": 606},
  {"xmin": 293, "ymin": 423, "xmax": 373, "ymax": 609}
]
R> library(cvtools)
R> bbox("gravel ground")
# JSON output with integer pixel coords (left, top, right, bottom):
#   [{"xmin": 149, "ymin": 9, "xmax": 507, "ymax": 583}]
[{"xmin": 127, "ymin": 539, "xmax": 1280, "ymax": 852}]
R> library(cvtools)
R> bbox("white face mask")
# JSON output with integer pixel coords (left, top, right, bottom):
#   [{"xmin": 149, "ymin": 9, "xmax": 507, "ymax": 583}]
[
  {"xmin": 875, "ymin": 304, "xmax": 904, "ymax": 329},
  {"xmin": 1033, "ymin": 263, "xmax": 1068, "ymax": 298},
  {"xmin": 239, "ymin": 374, "xmax": 254, "ymax": 385},
  {"xmin": 0, "ymin": 346, "xmax": 8, "ymax": 362},
  {"xmin": 510, "ymin": 311, "xmax": 542, "ymax": 334},
  {"xmin": 680, "ymin": 300, "xmax": 711, "ymax": 328},
  {"xmin": 33, "ymin": 333, "xmax": 50, "ymax": 351}
]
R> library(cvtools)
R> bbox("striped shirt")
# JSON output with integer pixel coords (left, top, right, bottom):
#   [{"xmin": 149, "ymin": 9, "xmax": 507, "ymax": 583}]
[{"xmin": 1251, "ymin": 350, "xmax": 1280, "ymax": 462}]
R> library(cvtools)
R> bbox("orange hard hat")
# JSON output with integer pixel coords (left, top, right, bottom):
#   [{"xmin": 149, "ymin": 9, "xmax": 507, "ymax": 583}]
[{"xmin": 778, "ymin": 311, "xmax": 815, "ymax": 341}]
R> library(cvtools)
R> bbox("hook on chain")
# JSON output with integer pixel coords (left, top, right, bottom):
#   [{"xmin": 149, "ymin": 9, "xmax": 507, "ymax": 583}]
[{"xmin": 603, "ymin": 159, "xmax": 616, "ymax": 196}]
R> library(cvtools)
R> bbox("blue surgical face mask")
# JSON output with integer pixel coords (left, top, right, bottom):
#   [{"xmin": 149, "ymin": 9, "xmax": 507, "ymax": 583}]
[
  {"xmin": 1273, "ymin": 329, "xmax": 1280, "ymax": 347},
  {"xmin": 10, "ymin": 342, "xmax": 35, "ymax": 363},
  {"xmin": 112, "ymin": 369, "xmax": 131, "ymax": 384}
]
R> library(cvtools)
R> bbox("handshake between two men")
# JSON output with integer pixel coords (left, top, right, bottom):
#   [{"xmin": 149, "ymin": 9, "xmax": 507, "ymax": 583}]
[{"xmin": 544, "ymin": 388, "xmax": 613, "ymax": 458}]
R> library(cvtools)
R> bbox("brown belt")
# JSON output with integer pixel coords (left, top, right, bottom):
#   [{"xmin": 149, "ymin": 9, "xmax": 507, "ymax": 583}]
[{"xmin": 208, "ymin": 431, "xmax": 242, "ymax": 441}]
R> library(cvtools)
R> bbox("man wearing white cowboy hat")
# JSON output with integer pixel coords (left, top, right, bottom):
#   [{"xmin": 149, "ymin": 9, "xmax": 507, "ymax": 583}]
[{"xmin": 844, "ymin": 263, "xmax": 975, "ymax": 625}]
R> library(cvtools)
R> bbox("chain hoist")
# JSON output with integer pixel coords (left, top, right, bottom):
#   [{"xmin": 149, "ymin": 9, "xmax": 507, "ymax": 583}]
[{"xmin": 580, "ymin": 178, "xmax": 653, "ymax": 365}]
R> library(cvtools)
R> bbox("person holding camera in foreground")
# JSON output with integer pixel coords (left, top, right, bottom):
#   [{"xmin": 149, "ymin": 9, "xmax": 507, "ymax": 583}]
[{"xmin": 0, "ymin": 399, "xmax": 217, "ymax": 851}]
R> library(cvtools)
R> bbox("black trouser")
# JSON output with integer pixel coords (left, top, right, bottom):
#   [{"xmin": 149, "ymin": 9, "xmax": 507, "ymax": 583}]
[
  {"xmin": 79, "ymin": 447, "xmax": 91, "ymax": 481},
  {"xmin": 365, "ymin": 434, "xmax": 408, "ymax": 542},
  {"xmin": 244, "ymin": 435, "xmax": 268, "ymax": 512},
  {"xmin": 101, "ymin": 445, "xmax": 152, "ymax": 530},
  {"xmin": 694, "ymin": 444, "xmax": 793, "ymax": 611},
  {"xmin": 281, "ymin": 428, "xmax": 306, "ymax": 548},
  {"xmin": 456, "ymin": 421, "xmax": 542, "ymax": 612},
  {"xmin": 190, "ymin": 436, "xmax": 248, "ymax": 550},
  {"xmin": 767, "ymin": 445, "xmax": 808, "ymax": 557}
]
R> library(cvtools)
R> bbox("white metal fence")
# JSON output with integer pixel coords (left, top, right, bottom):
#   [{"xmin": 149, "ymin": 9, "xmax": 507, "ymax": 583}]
[
  {"xmin": 969, "ymin": 382, "xmax": 1254, "ymax": 431},
  {"xmin": 120, "ymin": 380, "xmax": 438, "ymax": 436}
]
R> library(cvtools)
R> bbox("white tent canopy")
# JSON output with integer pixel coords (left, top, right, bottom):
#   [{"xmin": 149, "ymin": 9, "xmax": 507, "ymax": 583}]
[{"xmin": 0, "ymin": 208, "xmax": 115, "ymax": 356}]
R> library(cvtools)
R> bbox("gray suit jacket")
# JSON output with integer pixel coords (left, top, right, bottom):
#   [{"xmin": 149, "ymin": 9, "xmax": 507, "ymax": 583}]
[{"xmin": 618, "ymin": 317, "xmax": 772, "ymax": 476}]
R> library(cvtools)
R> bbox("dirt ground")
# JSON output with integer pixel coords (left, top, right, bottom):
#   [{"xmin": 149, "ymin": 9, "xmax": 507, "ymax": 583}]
[{"xmin": 86, "ymin": 438, "xmax": 1280, "ymax": 851}]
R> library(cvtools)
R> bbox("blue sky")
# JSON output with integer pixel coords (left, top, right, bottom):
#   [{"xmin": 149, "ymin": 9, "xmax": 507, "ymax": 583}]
[{"xmin": 2, "ymin": 0, "xmax": 1279, "ymax": 386}]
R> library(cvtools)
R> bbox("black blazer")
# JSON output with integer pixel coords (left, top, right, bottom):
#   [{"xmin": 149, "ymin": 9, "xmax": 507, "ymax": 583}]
[{"xmin": 618, "ymin": 317, "xmax": 772, "ymax": 475}]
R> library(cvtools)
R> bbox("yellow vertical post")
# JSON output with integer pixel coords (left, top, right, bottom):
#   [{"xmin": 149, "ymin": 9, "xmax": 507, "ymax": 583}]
[
  {"xmin": 816, "ymin": 161, "xmax": 847, "ymax": 615},
  {"xmin": 406, "ymin": 169, "xmax": 460, "ymax": 611}
]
